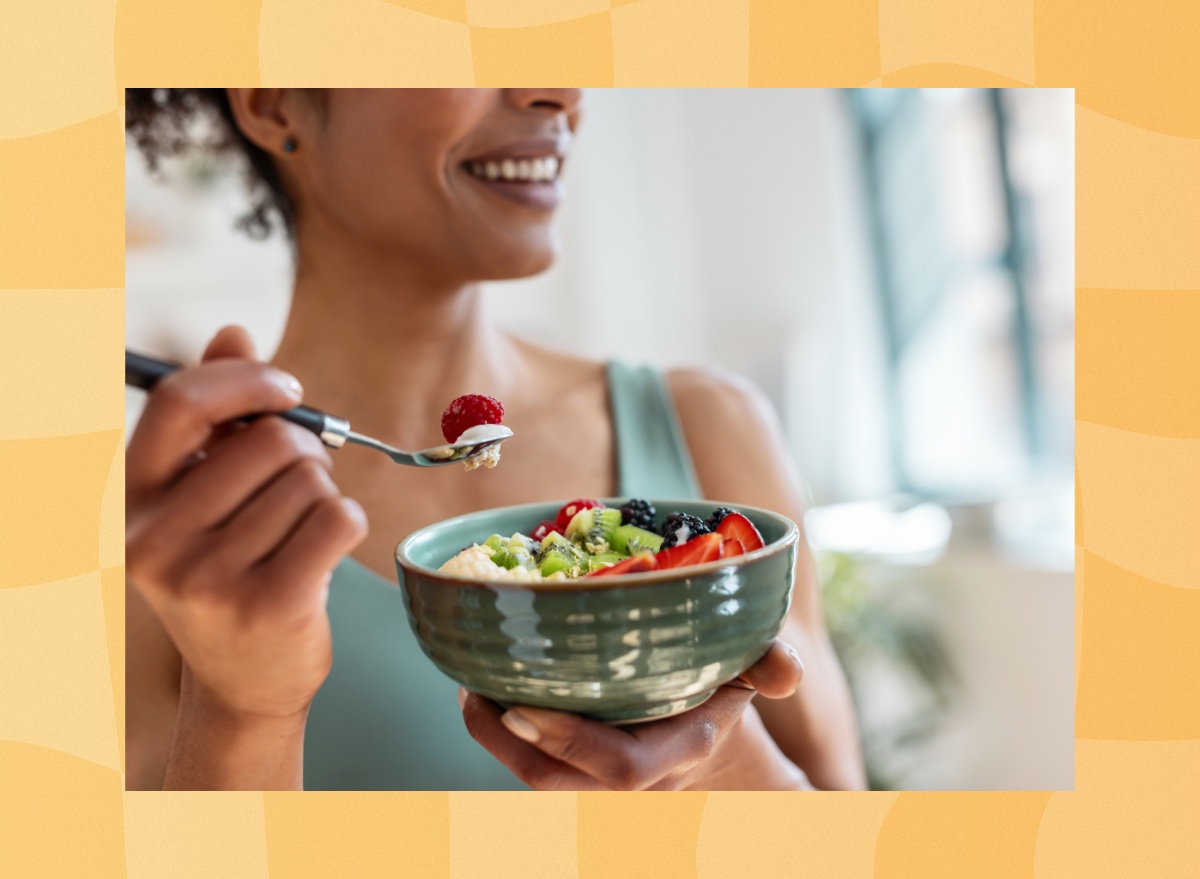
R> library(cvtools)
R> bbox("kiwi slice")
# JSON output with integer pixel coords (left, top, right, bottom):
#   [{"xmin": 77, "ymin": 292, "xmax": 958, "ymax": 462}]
[
  {"xmin": 611, "ymin": 524, "xmax": 663, "ymax": 555},
  {"xmin": 505, "ymin": 533, "xmax": 540, "ymax": 568},
  {"xmin": 482, "ymin": 534, "xmax": 539, "ymax": 570},
  {"xmin": 565, "ymin": 507, "xmax": 623, "ymax": 553},
  {"xmin": 587, "ymin": 550, "xmax": 626, "ymax": 573},
  {"xmin": 482, "ymin": 535, "xmax": 518, "ymax": 569},
  {"xmin": 539, "ymin": 532, "xmax": 588, "ymax": 578}
]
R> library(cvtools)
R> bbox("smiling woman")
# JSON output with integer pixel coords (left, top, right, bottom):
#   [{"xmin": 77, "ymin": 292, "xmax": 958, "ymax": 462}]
[{"xmin": 123, "ymin": 88, "xmax": 864, "ymax": 792}]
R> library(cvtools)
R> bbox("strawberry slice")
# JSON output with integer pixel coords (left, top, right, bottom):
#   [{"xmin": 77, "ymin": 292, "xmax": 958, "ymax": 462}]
[
  {"xmin": 587, "ymin": 551, "xmax": 658, "ymax": 578},
  {"xmin": 531, "ymin": 520, "xmax": 562, "ymax": 542},
  {"xmin": 555, "ymin": 499, "xmax": 603, "ymax": 531},
  {"xmin": 715, "ymin": 512, "xmax": 765, "ymax": 552},
  {"xmin": 655, "ymin": 532, "xmax": 724, "ymax": 570},
  {"xmin": 721, "ymin": 538, "xmax": 746, "ymax": 557}
]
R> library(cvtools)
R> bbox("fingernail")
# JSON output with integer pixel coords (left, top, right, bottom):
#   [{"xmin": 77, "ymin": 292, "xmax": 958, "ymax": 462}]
[
  {"xmin": 786, "ymin": 646, "xmax": 805, "ymax": 676},
  {"xmin": 272, "ymin": 371, "xmax": 303, "ymax": 399},
  {"xmin": 457, "ymin": 687, "xmax": 468, "ymax": 709},
  {"xmin": 501, "ymin": 709, "xmax": 541, "ymax": 744}
]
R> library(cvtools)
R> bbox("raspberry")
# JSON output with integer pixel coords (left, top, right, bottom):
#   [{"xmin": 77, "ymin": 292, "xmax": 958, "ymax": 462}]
[
  {"xmin": 619, "ymin": 498, "xmax": 657, "ymax": 531},
  {"xmin": 704, "ymin": 507, "xmax": 735, "ymax": 532},
  {"xmin": 658, "ymin": 512, "xmax": 711, "ymax": 549},
  {"xmin": 555, "ymin": 498, "xmax": 603, "ymax": 531},
  {"xmin": 441, "ymin": 394, "xmax": 504, "ymax": 443}
]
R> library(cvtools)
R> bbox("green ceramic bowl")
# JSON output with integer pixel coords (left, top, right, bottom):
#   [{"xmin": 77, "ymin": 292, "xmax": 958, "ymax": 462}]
[{"xmin": 395, "ymin": 498, "xmax": 798, "ymax": 723}]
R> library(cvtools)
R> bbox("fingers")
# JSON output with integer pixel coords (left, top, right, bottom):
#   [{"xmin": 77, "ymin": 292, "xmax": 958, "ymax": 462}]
[
  {"xmin": 739, "ymin": 639, "xmax": 805, "ymax": 699},
  {"xmin": 158, "ymin": 416, "xmax": 332, "ymax": 532},
  {"xmin": 202, "ymin": 325, "xmax": 257, "ymax": 362},
  {"xmin": 459, "ymin": 692, "xmax": 609, "ymax": 791},
  {"xmin": 487, "ymin": 642, "xmax": 804, "ymax": 790},
  {"xmin": 196, "ymin": 327, "xmax": 259, "ymax": 453},
  {"xmin": 127, "ymin": 358, "xmax": 304, "ymax": 496},
  {"xmin": 493, "ymin": 706, "xmax": 671, "ymax": 790},
  {"xmin": 257, "ymin": 495, "xmax": 368, "ymax": 596},
  {"xmin": 491, "ymin": 689, "xmax": 735, "ymax": 791},
  {"xmin": 209, "ymin": 458, "xmax": 340, "ymax": 568}
]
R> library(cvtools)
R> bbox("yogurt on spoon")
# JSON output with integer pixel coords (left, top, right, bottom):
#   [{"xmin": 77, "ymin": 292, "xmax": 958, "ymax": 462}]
[{"xmin": 455, "ymin": 424, "xmax": 502, "ymax": 470}]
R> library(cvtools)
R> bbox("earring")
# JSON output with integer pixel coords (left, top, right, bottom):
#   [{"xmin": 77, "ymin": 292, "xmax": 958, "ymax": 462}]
[{"xmin": 282, "ymin": 137, "xmax": 297, "ymax": 153}]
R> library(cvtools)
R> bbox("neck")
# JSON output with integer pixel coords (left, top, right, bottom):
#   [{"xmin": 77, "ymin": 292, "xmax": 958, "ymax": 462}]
[{"xmin": 271, "ymin": 232, "xmax": 521, "ymax": 449}]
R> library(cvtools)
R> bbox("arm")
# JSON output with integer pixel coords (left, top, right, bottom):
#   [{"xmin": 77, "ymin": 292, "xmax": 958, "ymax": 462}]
[
  {"xmin": 128, "ymin": 583, "xmax": 308, "ymax": 791},
  {"xmin": 125, "ymin": 580, "xmax": 181, "ymax": 790},
  {"xmin": 125, "ymin": 326, "xmax": 367, "ymax": 791},
  {"xmin": 667, "ymin": 367, "xmax": 866, "ymax": 790},
  {"xmin": 162, "ymin": 669, "xmax": 308, "ymax": 791}
]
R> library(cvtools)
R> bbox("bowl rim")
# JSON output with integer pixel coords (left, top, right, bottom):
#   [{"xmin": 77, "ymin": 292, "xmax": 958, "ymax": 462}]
[{"xmin": 394, "ymin": 497, "xmax": 800, "ymax": 591}]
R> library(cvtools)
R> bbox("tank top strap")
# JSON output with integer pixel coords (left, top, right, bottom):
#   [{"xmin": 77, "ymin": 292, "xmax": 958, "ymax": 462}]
[{"xmin": 606, "ymin": 362, "xmax": 703, "ymax": 500}]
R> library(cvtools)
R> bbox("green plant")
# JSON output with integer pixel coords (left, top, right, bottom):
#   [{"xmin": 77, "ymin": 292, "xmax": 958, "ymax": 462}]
[{"xmin": 818, "ymin": 551, "xmax": 957, "ymax": 790}]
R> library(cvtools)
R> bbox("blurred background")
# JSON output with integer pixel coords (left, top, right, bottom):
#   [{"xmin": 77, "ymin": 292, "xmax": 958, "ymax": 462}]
[{"xmin": 126, "ymin": 88, "xmax": 1074, "ymax": 791}]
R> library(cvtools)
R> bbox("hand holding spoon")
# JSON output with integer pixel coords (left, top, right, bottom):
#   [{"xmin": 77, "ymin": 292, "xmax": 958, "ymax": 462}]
[{"xmin": 125, "ymin": 350, "xmax": 512, "ymax": 468}]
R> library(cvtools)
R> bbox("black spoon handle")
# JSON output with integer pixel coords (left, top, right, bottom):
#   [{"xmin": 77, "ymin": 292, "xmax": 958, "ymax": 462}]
[{"xmin": 125, "ymin": 350, "xmax": 350, "ymax": 448}]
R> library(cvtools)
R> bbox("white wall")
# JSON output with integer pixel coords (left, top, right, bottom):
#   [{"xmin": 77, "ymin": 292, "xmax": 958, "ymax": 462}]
[{"xmin": 479, "ymin": 89, "xmax": 894, "ymax": 502}]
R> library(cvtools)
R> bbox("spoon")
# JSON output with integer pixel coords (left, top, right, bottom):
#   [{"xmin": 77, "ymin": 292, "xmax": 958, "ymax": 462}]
[{"xmin": 125, "ymin": 350, "xmax": 513, "ymax": 468}]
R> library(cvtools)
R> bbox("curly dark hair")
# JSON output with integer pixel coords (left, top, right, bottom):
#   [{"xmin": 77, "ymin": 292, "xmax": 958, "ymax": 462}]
[{"xmin": 125, "ymin": 88, "xmax": 294, "ymax": 239}]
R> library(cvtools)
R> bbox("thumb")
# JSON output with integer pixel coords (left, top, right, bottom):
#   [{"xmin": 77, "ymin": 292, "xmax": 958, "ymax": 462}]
[
  {"xmin": 738, "ymin": 639, "xmax": 805, "ymax": 699},
  {"xmin": 202, "ymin": 325, "xmax": 257, "ymax": 362}
]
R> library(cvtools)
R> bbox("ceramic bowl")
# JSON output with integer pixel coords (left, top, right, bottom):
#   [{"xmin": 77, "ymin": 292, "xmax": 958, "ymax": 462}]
[{"xmin": 395, "ymin": 498, "xmax": 797, "ymax": 723}]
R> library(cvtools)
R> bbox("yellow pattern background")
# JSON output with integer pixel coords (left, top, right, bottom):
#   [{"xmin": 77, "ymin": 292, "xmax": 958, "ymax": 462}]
[{"xmin": 1, "ymin": 0, "xmax": 1197, "ymax": 875}]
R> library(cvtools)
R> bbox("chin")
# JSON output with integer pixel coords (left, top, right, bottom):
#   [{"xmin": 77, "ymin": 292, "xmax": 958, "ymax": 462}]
[{"xmin": 476, "ymin": 239, "xmax": 559, "ymax": 281}]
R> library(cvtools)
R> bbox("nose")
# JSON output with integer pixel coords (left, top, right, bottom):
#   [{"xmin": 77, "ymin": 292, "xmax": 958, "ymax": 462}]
[{"xmin": 504, "ymin": 89, "xmax": 583, "ymax": 117}]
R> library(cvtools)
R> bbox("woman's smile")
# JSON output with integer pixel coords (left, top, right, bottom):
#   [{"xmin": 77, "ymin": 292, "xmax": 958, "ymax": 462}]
[{"xmin": 459, "ymin": 135, "xmax": 569, "ymax": 211}]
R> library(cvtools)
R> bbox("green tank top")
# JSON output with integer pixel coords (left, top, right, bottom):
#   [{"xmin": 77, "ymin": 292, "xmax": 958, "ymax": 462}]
[{"xmin": 303, "ymin": 363, "xmax": 702, "ymax": 790}]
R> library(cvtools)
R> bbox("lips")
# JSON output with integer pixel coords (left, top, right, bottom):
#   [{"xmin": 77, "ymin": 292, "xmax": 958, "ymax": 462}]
[{"xmin": 459, "ymin": 137, "xmax": 567, "ymax": 211}]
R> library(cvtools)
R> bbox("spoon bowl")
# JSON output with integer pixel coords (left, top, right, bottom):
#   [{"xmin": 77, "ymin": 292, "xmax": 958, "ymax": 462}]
[{"xmin": 346, "ymin": 425, "xmax": 514, "ymax": 467}]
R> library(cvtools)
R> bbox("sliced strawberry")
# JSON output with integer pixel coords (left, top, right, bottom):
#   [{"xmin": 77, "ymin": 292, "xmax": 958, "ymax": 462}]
[
  {"xmin": 715, "ymin": 512, "xmax": 765, "ymax": 552},
  {"xmin": 531, "ymin": 520, "xmax": 562, "ymax": 542},
  {"xmin": 587, "ymin": 552, "xmax": 658, "ymax": 578},
  {"xmin": 721, "ymin": 538, "xmax": 745, "ymax": 557},
  {"xmin": 655, "ymin": 532, "xmax": 724, "ymax": 570},
  {"xmin": 555, "ymin": 498, "xmax": 603, "ymax": 531}
]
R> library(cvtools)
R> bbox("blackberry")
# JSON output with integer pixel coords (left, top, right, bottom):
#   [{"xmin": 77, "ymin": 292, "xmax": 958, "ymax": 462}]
[
  {"xmin": 659, "ymin": 512, "xmax": 711, "ymax": 549},
  {"xmin": 619, "ymin": 498, "xmax": 657, "ymax": 531},
  {"xmin": 704, "ymin": 507, "xmax": 735, "ymax": 532}
]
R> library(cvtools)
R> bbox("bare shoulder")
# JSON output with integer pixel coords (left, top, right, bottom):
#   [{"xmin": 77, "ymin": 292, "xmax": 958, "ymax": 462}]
[
  {"xmin": 666, "ymin": 366, "xmax": 777, "ymax": 428},
  {"xmin": 665, "ymin": 366, "xmax": 802, "ymax": 510}
]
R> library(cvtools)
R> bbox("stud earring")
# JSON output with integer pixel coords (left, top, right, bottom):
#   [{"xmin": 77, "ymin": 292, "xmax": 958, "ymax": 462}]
[{"xmin": 282, "ymin": 137, "xmax": 297, "ymax": 153}]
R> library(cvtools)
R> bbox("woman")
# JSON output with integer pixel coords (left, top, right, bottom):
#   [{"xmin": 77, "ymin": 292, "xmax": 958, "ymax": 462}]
[{"xmin": 125, "ymin": 88, "xmax": 865, "ymax": 791}]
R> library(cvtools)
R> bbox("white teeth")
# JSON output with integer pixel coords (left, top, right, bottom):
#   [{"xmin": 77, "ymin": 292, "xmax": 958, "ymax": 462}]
[{"xmin": 468, "ymin": 156, "xmax": 561, "ymax": 183}]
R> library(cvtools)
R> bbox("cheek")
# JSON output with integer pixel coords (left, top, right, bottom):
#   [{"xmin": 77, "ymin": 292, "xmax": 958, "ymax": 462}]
[
  {"xmin": 305, "ymin": 96, "xmax": 562, "ymax": 280},
  {"xmin": 313, "ymin": 134, "xmax": 450, "ymax": 243}
]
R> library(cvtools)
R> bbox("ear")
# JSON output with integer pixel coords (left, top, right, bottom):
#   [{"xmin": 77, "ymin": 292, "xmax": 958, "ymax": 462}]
[{"xmin": 225, "ymin": 89, "xmax": 300, "ymax": 158}]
